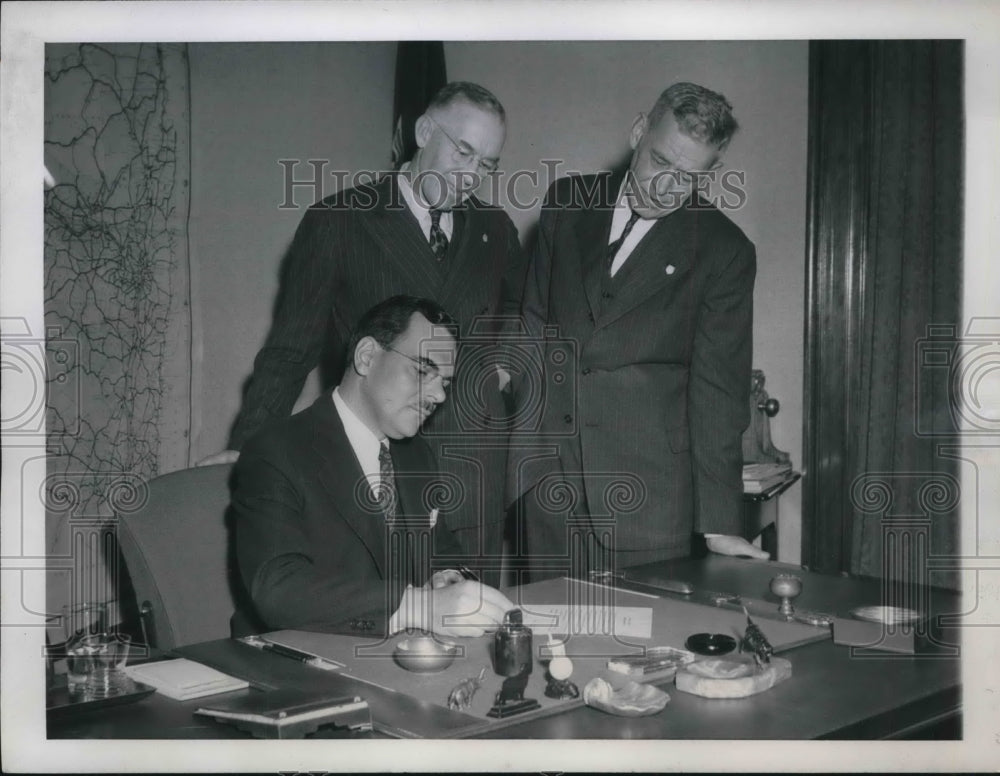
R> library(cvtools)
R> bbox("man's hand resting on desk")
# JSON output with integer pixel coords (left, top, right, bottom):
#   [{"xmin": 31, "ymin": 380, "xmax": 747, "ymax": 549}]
[
  {"xmin": 705, "ymin": 534, "xmax": 770, "ymax": 560},
  {"xmin": 196, "ymin": 449, "xmax": 240, "ymax": 467},
  {"xmin": 391, "ymin": 579, "xmax": 515, "ymax": 638}
]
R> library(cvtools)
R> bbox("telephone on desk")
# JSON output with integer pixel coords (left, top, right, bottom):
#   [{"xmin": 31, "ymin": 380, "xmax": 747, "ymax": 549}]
[{"xmin": 742, "ymin": 369, "xmax": 790, "ymax": 466}]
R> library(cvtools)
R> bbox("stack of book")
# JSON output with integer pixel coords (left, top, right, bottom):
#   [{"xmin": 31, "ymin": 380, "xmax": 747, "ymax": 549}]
[
  {"xmin": 124, "ymin": 658, "xmax": 249, "ymax": 700},
  {"xmin": 194, "ymin": 689, "xmax": 371, "ymax": 738},
  {"xmin": 742, "ymin": 462, "xmax": 793, "ymax": 494}
]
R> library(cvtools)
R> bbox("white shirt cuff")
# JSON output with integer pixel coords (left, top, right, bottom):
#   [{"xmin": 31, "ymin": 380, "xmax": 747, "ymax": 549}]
[{"xmin": 388, "ymin": 584, "xmax": 426, "ymax": 634}]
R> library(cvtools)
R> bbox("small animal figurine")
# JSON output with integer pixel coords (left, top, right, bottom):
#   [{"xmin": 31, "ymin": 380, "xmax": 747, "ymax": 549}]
[
  {"xmin": 739, "ymin": 606, "xmax": 774, "ymax": 669},
  {"xmin": 447, "ymin": 667, "xmax": 487, "ymax": 711}
]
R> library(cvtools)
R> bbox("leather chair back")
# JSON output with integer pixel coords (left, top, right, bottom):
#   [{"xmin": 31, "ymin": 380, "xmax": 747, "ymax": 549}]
[{"xmin": 117, "ymin": 464, "xmax": 241, "ymax": 650}]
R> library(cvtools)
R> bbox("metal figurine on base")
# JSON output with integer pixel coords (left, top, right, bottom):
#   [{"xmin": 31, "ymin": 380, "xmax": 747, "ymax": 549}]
[
  {"xmin": 739, "ymin": 606, "xmax": 774, "ymax": 669},
  {"xmin": 487, "ymin": 610, "xmax": 541, "ymax": 718}
]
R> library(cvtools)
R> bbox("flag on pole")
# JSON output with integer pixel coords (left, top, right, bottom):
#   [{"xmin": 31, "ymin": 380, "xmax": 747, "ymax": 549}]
[{"xmin": 391, "ymin": 42, "xmax": 447, "ymax": 170}]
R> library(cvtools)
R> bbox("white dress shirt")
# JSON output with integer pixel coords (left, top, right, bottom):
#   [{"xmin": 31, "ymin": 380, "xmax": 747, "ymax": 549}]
[
  {"xmin": 607, "ymin": 183, "xmax": 658, "ymax": 277},
  {"xmin": 397, "ymin": 162, "xmax": 454, "ymax": 242},
  {"xmin": 332, "ymin": 388, "xmax": 455, "ymax": 631},
  {"xmin": 331, "ymin": 387, "xmax": 385, "ymax": 499}
]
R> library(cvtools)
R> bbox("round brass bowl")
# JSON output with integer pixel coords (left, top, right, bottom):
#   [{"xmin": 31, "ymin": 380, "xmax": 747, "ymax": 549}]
[{"xmin": 393, "ymin": 636, "xmax": 459, "ymax": 673}]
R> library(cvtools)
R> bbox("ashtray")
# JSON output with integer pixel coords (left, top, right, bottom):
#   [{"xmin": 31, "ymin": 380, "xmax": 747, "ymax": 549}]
[
  {"xmin": 583, "ymin": 677, "xmax": 670, "ymax": 717},
  {"xmin": 850, "ymin": 606, "xmax": 922, "ymax": 625},
  {"xmin": 393, "ymin": 636, "xmax": 459, "ymax": 673},
  {"xmin": 685, "ymin": 633, "xmax": 737, "ymax": 656}
]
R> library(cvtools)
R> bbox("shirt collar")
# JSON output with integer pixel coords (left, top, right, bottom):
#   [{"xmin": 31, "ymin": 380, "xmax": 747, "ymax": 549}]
[
  {"xmin": 332, "ymin": 386, "xmax": 384, "ymax": 467},
  {"xmin": 397, "ymin": 163, "xmax": 453, "ymax": 239}
]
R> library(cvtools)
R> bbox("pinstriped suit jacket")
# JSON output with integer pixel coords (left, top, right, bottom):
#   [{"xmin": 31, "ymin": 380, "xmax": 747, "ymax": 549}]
[
  {"xmin": 511, "ymin": 173, "xmax": 755, "ymax": 555},
  {"xmin": 228, "ymin": 174, "xmax": 526, "ymax": 572}
]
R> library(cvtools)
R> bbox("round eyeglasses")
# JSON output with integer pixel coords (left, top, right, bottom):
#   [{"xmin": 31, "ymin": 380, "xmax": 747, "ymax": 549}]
[
  {"xmin": 426, "ymin": 115, "xmax": 499, "ymax": 175},
  {"xmin": 382, "ymin": 344, "xmax": 452, "ymax": 390}
]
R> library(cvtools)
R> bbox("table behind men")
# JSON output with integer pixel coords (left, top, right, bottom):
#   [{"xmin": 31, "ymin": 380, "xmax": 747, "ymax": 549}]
[{"xmin": 48, "ymin": 557, "xmax": 960, "ymax": 740}]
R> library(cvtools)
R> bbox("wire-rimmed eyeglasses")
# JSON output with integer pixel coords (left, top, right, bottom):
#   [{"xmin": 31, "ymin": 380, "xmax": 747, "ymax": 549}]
[
  {"xmin": 382, "ymin": 344, "xmax": 451, "ymax": 390},
  {"xmin": 426, "ymin": 115, "xmax": 500, "ymax": 175}
]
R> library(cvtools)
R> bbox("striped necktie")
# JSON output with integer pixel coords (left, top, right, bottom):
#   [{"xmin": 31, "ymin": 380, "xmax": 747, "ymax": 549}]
[
  {"xmin": 378, "ymin": 442, "xmax": 396, "ymax": 521},
  {"xmin": 607, "ymin": 209, "xmax": 641, "ymax": 274},
  {"xmin": 429, "ymin": 209, "xmax": 448, "ymax": 261}
]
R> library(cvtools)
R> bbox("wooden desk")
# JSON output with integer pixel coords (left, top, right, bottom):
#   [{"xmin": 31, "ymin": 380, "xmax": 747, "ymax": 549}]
[{"xmin": 48, "ymin": 556, "xmax": 960, "ymax": 740}]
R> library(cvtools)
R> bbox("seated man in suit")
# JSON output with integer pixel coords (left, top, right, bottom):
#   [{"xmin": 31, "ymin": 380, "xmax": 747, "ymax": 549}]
[
  {"xmin": 201, "ymin": 81, "xmax": 526, "ymax": 590},
  {"xmin": 231, "ymin": 295, "xmax": 514, "ymax": 637}
]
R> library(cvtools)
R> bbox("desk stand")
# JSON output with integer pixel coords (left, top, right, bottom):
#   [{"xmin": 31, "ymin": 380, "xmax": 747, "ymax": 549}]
[{"xmin": 742, "ymin": 473, "xmax": 801, "ymax": 559}]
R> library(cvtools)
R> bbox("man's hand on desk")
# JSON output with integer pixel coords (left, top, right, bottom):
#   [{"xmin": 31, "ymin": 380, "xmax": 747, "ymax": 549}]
[
  {"xmin": 705, "ymin": 534, "xmax": 770, "ymax": 560},
  {"xmin": 391, "ymin": 579, "xmax": 515, "ymax": 638},
  {"xmin": 196, "ymin": 449, "xmax": 240, "ymax": 467}
]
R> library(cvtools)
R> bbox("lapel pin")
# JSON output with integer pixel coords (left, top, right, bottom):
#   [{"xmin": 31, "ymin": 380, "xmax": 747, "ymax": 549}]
[
  {"xmin": 482, "ymin": 234, "xmax": 488, "ymax": 243},
  {"xmin": 665, "ymin": 264, "xmax": 676, "ymax": 275}
]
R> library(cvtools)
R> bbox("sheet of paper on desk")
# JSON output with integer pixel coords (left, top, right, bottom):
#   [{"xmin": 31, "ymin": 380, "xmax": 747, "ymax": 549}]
[{"xmin": 518, "ymin": 604, "xmax": 652, "ymax": 639}]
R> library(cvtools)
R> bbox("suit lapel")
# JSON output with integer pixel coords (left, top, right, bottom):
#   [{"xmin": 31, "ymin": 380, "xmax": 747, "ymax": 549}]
[
  {"xmin": 438, "ymin": 205, "xmax": 474, "ymax": 302},
  {"xmin": 579, "ymin": 209, "xmax": 614, "ymax": 320},
  {"xmin": 357, "ymin": 175, "xmax": 444, "ymax": 298},
  {"xmin": 308, "ymin": 395, "xmax": 387, "ymax": 577},
  {"xmin": 388, "ymin": 438, "xmax": 428, "ymax": 520},
  {"xmin": 595, "ymin": 199, "xmax": 698, "ymax": 331},
  {"xmin": 384, "ymin": 438, "xmax": 434, "ymax": 586},
  {"xmin": 575, "ymin": 173, "xmax": 620, "ymax": 321}
]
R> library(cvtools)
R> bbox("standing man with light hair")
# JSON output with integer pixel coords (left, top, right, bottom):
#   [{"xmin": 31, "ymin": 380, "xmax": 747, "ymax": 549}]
[
  {"xmin": 511, "ymin": 81, "xmax": 766, "ymax": 581},
  {"xmin": 203, "ymin": 82, "xmax": 527, "ymax": 587}
]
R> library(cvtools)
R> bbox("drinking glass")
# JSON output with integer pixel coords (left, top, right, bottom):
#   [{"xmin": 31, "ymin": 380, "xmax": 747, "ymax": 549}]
[
  {"xmin": 62, "ymin": 602, "xmax": 109, "ymax": 642},
  {"xmin": 61, "ymin": 602, "xmax": 109, "ymax": 688},
  {"xmin": 81, "ymin": 633, "xmax": 132, "ymax": 696}
]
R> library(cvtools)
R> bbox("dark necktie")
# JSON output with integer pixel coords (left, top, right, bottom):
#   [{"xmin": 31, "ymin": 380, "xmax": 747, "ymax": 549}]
[
  {"xmin": 429, "ymin": 209, "xmax": 448, "ymax": 261},
  {"xmin": 378, "ymin": 442, "xmax": 396, "ymax": 521},
  {"xmin": 606, "ymin": 209, "xmax": 641, "ymax": 274}
]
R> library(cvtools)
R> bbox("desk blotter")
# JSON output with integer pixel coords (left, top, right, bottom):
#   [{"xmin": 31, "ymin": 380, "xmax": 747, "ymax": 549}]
[{"xmin": 259, "ymin": 577, "xmax": 829, "ymax": 736}]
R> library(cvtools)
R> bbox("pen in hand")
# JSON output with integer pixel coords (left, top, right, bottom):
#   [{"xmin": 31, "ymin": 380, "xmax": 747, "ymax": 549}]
[{"xmin": 458, "ymin": 565, "xmax": 479, "ymax": 582}]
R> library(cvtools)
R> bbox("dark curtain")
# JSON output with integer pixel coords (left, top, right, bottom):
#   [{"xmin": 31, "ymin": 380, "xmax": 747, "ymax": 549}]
[
  {"xmin": 804, "ymin": 41, "xmax": 962, "ymax": 587},
  {"xmin": 391, "ymin": 42, "xmax": 447, "ymax": 169}
]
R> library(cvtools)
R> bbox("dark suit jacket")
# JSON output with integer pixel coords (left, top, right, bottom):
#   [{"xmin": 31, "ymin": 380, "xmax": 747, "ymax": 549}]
[
  {"xmin": 231, "ymin": 394, "xmax": 463, "ymax": 636},
  {"xmin": 511, "ymin": 173, "xmax": 755, "ymax": 554},
  {"xmin": 228, "ymin": 175, "xmax": 526, "ymax": 562}
]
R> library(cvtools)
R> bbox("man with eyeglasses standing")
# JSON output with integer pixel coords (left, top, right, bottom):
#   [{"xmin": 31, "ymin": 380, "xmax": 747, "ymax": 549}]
[
  {"xmin": 232, "ymin": 295, "xmax": 515, "ymax": 637},
  {"xmin": 509, "ymin": 82, "xmax": 768, "ymax": 582},
  {"xmin": 202, "ymin": 82, "xmax": 526, "ymax": 588}
]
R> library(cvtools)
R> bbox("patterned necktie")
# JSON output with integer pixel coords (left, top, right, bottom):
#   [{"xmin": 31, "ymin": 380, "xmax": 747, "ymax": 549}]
[
  {"xmin": 606, "ymin": 209, "xmax": 641, "ymax": 274},
  {"xmin": 378, "ymin": 442, "xmax": 396, "ymax": 521},
  {"xmin": 428, "ymin": 209, "xmax": 448, "ymax": 261}
]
